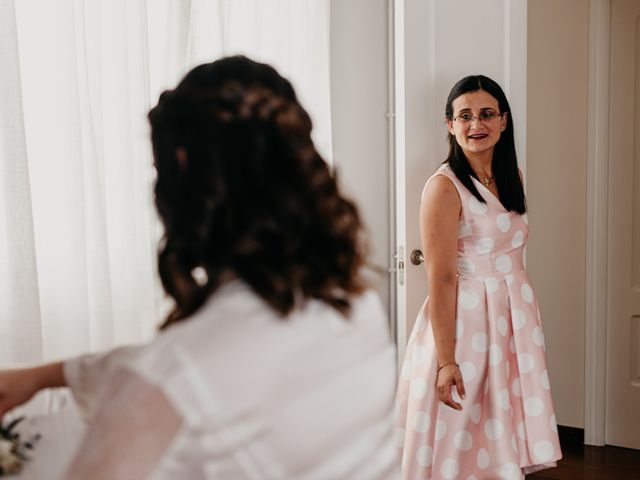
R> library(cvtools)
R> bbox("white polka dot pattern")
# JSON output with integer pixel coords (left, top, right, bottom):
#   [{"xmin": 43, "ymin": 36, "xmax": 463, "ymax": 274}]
[
  {"xmin": 469, "ymin": 196, "xmax": 488, "ymax": 215},
  {"xmin": 476, "ymin": 448, "xmax": 490, "ymax": 469},
  {"xmin": 410, "ymin": 378, "xmax": 427, "ymax": 399},
  {"xmin": 532, "ymin": 327, "xmax": 544, "ymax": 347},
  {"xmin": 512, "ymin": 309, "xmax": 526, "ymax": 330},
  {"xmin": 489, "ymin": 344, "xmax": 503, "ymax": 366},
  {"xmin": 518, "ymin": 353, "xmax": 536, "ymax": 373},
  {"xmin": 525, "ymin": 396, "xmax": 544, "ymax": 417},
  {"xmin": 472, "ymin": 333, "xmax": 489, "ymax": 353},
  {"xmin": 412, "ymin": 411, "xmax": 430, "ymax": 433},
  {"xmin": 454, "ymin": 430, "xmax": 473, "ymax": 451},
  {"xmin": 484, "ymin": 277, "xmax": 499, "ymax": 294},
  {"xmin": 534, "ymin": 441, "xmax": 555, "ymax": 462},
  {"xmin": 435, "ymin": 420, "xmax": 448, "ymax": 441},
  {"xmin": 495, "ymin": 254, "xmax": 512, "ymax": 273},
  {"xmin": 395, "ymin": 165, "xmax": 560, "ymax": 479},
  {"xmin": 416, "ymin": 445, "xmax": 433, "ymax": 466},
  {"xmin": 512, "ymin": 230, "xmax": 525, "ymax": 248},
  {"xmin": 456, "ymin": 318, "xmax": 465, "ymax": 340},
  {"xmin": 497, "ymin": 389, "xmax": 510, "ymax": 410},
  {"xmin": 541, "ymin": 370, "xmax": 551, "ymax": 390},
  {"xmin": 521, "ymin": 284, "xmax": 534, "ymax": 303},
  {"xmin": 476, "ymin": 237, "xmax": 494, "ymax": 254},
  {"xmin": 497, "ymin": 316, "xmax": 508, "ymax": 336},
  {"xmin": 441, "ymin": 459, "xmax": 460, "ymax": 478},
  {"xmin": 460, "ymin": 361, "xmax": 477, "ymax": 382},
  {"xmin": 497, "ymin": 213, "xmax": 511, "ymax": 232},
  {"xmin": 458, "ymin": 221, "xmax": 473, "ymax": 238},
  {"xmin": 550, "ymin": 414, "xmax": 558, "ymax": 433},
  {"xmin": 499, "ymin": 462, "xmax": 521, "ymax": 480},
  {"xmin": 512, "ymin": 377, "xmax": 522, "ymax": 397},
  {"xmin": 460, "ymin": 289, "xmax": 480, "ymax": 310},
  {"xmin": 458, "ymin": 257, "xmax": 476, "ymax": 274},
  {"xmin": 469, "ymin": 404, "xmax": 482, "ymax": 424},
  {"xmin": 484, "ymin": 419, "xmax": 504, "ymax": 440}
]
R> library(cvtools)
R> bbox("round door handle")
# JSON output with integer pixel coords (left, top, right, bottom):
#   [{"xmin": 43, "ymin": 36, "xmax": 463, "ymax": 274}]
[{"xmin": 410, "ymin": 249, "xmax": 424, "ymax": 265}]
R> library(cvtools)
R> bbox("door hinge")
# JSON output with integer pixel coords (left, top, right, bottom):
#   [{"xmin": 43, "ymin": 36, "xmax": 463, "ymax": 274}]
[{"xmin": 393, "ymin": 246, "xmax": 405, "ymax": 286}]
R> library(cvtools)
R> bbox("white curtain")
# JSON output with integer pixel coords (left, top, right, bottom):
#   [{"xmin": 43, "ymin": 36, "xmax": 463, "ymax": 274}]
[{"xmin": 0, "ymin": 0, "xmax": 331, "ymax": 413}]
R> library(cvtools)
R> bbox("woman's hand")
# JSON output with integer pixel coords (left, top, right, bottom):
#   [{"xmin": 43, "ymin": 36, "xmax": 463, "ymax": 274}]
[
  {"xmin": 436, "ymin": 364, "xmax": 466, "ymax": 410},
  {"xmin": 0, "ymin": 362, "xmax": 65, "ymax": 418},
  {"xmin": 0, "ymin": 368, "xmax": 41, "ymax": 418}
]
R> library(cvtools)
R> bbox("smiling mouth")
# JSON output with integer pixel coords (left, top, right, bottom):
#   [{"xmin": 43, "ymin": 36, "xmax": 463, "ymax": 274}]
[{"xmin": 468, "ymin": 133, "xmax": 488, "ymax": 140}]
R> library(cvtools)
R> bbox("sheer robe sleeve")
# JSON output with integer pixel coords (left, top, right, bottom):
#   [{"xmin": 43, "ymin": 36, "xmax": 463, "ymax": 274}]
[
  {"xmin": 63, "ymin": 345, "xmax": 143, "ymax": 421},
  {"xmin": 62, "ymin": 367, "xmax": 183, "ymax": 480}
]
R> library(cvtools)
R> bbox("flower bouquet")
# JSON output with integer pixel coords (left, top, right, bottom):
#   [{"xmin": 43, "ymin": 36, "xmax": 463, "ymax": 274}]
[{"xmin": 0, "ymin": 417, "xmax": 40, "ymax": 476}]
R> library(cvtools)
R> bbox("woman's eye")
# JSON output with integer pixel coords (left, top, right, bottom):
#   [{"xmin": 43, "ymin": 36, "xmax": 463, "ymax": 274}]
[
  {"xmin": 460, "ymin": 113, "xmax": 473, "ymax": 121},
  {"xmin": 481, "ymin": 111, "xmax": 497, "ymax": 119}
]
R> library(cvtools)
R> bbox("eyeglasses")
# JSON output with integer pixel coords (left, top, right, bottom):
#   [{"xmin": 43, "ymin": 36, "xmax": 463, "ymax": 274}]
[{"xmin": 452, "ymin": 111, "xmax": 503, "ymax": 124}]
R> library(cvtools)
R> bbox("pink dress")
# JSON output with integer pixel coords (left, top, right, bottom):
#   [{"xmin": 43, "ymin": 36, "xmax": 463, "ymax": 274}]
[{"xmin": 395, "ymin": 164, "xmax": 562, "ymax": 480}]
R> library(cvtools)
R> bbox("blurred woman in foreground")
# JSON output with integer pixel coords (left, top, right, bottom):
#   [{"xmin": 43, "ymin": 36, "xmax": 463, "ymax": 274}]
[{"xmin": 0, "ymin": 56, "xmax": 399, "ymax": 479}]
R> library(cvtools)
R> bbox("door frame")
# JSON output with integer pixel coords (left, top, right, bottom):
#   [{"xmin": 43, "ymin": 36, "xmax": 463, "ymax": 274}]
[{"xmin": 584, "ymin": 0, "xmax": 610, "ymax": 447}]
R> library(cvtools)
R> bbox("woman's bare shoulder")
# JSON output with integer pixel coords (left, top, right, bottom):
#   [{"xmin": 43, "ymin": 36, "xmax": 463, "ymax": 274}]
[{"xmin": 422, "ymin": 173, "xmax": 461, "ymax": 209}]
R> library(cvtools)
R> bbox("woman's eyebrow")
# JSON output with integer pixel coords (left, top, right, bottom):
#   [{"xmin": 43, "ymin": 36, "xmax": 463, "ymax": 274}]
[{"xmin": 456, "ymin": 106, "xmax": 497, "ymax": 114}]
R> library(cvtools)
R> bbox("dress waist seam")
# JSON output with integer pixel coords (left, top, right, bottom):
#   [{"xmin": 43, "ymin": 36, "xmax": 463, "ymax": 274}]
[{"xmin": 457, "ymin": 270, "xmax": 527, "ymax": 279}]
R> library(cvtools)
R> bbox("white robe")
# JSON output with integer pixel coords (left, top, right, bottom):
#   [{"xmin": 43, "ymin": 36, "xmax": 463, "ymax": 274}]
[{"xmin": 62, "ymin": 281, "xmax": 400, "ymax": 479}]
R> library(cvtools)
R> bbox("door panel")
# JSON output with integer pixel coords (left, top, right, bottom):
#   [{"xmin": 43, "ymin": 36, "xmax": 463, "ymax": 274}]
[
  {"xmin": 395, "ymin": 0, "xmax": 527, "ymax": 365},
  {"xmin": 606, "ymin": 0, "xmax": 640, "ymax": 450}
]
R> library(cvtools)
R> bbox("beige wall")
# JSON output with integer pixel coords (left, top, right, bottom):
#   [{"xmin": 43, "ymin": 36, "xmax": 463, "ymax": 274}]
[
  {"xmin": 330, "ymin": 0, "xmax": 391, "ymax": 312},
  {"xmin": 527, "ymin": 0, "xmax": 589, "ymax": 428}
]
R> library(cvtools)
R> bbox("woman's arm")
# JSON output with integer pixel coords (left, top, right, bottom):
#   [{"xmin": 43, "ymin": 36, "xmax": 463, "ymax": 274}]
[
  {"xmin": 419, "ymin": 174, "xmax": 466, "ymax": 409},
  {"xmin": 0, "ymin": 345, "xmax": 143, "ymax": 420},
  {"xmin": 0, "ymin": 362, "xmax": 66, "ymax": 418}
]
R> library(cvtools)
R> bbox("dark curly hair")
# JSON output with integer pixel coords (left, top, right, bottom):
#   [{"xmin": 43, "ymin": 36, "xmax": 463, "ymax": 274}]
[{"xmin": 148, "ymin": 56, "xmax": 366, "ymax": 328}]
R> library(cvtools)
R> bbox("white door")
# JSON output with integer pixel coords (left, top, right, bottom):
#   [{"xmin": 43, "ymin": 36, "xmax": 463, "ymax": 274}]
[
  {"xmin": 393, "ymin": 0, "xmax": 527, "ymax": 366},
  {"xmin": 606, "ymin": 0, "xmax": 640, "ymax": 450}
]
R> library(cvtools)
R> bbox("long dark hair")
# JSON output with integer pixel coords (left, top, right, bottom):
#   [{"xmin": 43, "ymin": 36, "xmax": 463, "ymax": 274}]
[
  {"xmin": 148, "ymin": 56, "xmax": 366, "ymax": 329},
  {"xmin": 445, "ymin": 75, "xmax": 526, "ymax": 213}
]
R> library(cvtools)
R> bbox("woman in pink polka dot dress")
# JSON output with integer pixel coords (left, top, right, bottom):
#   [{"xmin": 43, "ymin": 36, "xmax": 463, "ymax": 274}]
[{"xmin": 395, "ymin": 75, "xmax": 562, "ymax": 480}]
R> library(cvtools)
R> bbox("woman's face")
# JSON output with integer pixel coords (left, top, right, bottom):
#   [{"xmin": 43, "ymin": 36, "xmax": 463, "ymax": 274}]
[{"xmin": 446, "ymin": 89, "xmax": 507, "ymax": 159}]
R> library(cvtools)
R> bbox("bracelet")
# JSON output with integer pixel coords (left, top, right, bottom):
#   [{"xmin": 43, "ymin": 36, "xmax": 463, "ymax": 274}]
[{"xmin": 437, "ymin": 362, "xmax": 459, "ymax": 373}]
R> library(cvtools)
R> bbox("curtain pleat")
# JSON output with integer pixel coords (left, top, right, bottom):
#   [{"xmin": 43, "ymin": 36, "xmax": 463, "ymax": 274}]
[
  {"xmin": 0, "ymin": 0, "xmax": 332, "ymax": 415},
  {"xmin": 0, "ymin": 0, "xmax": 44, "ymax": 365}
]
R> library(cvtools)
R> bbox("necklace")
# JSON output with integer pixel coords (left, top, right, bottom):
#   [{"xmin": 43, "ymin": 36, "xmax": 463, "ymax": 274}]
[{"xmin": 482, "ymin": 176, "xmax": 495, "ymax": 188}]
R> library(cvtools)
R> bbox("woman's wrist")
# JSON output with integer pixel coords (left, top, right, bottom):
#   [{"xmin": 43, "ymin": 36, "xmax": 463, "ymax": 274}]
[
  {"xmin": 32, "ymin": 362, "xmax": 67, "ymax": 390},
  {"xmin": 437, "ymin": 362, "xmax": 459, "ymax": 373}
]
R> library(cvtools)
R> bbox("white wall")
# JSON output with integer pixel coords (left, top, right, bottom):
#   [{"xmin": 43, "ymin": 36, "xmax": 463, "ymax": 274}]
[{"xmin": 329, "ymin": 0, "xmax": 391, "ymax": 312}]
